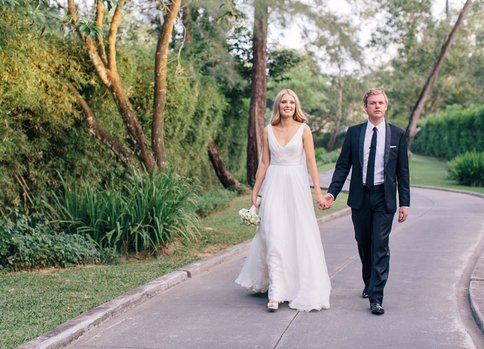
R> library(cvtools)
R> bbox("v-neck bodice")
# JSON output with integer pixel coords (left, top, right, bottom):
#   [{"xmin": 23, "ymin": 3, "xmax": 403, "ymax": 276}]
[{"xmin": 268, "ymin": 123, "xmax": 307, "ymax": 166}]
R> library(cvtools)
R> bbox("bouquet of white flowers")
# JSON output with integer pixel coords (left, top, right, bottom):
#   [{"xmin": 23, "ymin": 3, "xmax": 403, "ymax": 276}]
[{"xmin": 238, "ymin": 205, "xmax": 261, "ymax": 226}]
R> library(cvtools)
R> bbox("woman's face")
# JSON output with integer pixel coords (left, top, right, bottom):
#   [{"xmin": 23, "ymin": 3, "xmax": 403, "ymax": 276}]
[{"xmin": 279, "ymin": 93, "xmax": 296, "ymax": 119}]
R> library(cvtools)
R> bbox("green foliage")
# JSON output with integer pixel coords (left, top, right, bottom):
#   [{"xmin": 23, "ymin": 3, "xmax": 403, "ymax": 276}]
[
  {"xmin": 412, "ymin": 105, "xmax": 484, "ymax": 159},
  {"xmin": 0, "ymin": 212, "xmax": 104, "ymax": 271},
  {"xmin": 268, "ymin": 49, "xmax": 303, "ymax": 83},
  {"xmin": 448, "ymin": 151, "xmax": 484, "ymax": 187},
  {"xmin": 314, "ymin": 132, "xmax": 346, "ymax": 149},
  {"xmin": 315, "ymin": 147, "xmax": 341, "ymax": 165},
  {"xmin": 268, "ymin": 53, "xmax": 328, "ymax": 121},
  {"xmin": 173, "ymin": 4, "xmax": 250, "ymax": 182},
  {"xmin": 213, "ymin": 92, "xmax": 249, "ymax": 181},
  {"xmin": 195, "ymin": 188, "xmax": 238, "ymax": 218},
  {"xmin": 42, "ymin": 171, "xmax": 200, "ymax": 255},
  {"xmin": 167, "ymin": 73, "xmax": 226, "ymax": 183},
  {"xmin": 105, "ymin": 43, "xmax": 229, "ymax": 187},
  {"xmin": 0, "ymin": 10, "xmax": 233, "ymax": 208},
  {"xmin": 369, "ymin": 2, "xmax": 484, "ymax": 123},
  {"xmin": 0, "ymin": 11, "xmax": 124, "ymax": 207}
]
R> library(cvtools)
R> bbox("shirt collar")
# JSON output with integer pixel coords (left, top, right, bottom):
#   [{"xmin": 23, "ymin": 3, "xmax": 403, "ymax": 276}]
[{"xmin": 367, "ymin": 120, "xmax": 385, "ymax": 133}]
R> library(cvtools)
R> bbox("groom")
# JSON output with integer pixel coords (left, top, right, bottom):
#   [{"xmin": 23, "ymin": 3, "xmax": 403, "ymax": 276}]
[{"xmin": 323, "ymin": 88, "xmax": 410, "ymax": 315}]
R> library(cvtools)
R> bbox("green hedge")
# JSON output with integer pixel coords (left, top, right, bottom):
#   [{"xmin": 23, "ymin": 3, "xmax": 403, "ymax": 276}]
[{"xmin": 412, "ymin": 105, "xmax": 484, "ymax": 160}]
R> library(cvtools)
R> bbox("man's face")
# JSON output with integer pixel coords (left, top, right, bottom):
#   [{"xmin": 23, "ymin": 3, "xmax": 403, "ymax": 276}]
[{"xmin": 365, "ymin": 94, "xmax": 387, "ymax": 123}]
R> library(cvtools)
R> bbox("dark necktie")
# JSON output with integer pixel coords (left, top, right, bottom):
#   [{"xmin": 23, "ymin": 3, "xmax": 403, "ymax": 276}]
[{"xmin": 366, "ymin": 127, "xmax": 377, "ymax": 188}]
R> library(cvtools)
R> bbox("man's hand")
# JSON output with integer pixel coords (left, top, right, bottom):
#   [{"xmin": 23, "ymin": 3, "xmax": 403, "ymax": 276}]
[
  {"xmin": 398, "ymin": 207, "xmax": 409, "ymax": 223},
  {"xmin": 318, "ymin": 193, "xmax": 334, "ymax": 210}
]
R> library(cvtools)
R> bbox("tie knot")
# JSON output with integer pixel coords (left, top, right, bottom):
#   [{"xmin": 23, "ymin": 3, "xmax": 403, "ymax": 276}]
[{"xmin": 373, "ymin": 127, "xmax": 377, "ymax": 132}]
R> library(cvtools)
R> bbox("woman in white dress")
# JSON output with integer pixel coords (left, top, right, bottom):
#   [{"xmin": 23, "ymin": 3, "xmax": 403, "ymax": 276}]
[{"xmin": 235, "ymin": 89, "xmax": 331, "ymax": 312}]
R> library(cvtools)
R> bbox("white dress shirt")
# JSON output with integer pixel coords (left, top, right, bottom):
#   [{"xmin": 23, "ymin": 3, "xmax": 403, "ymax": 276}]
[{"xmin": 363, "ymin": 121, "xmax": 385, "ymax": 186}]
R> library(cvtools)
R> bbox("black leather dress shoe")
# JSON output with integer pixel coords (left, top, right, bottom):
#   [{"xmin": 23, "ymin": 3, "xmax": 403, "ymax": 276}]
[
  {"xmin": 361, "ymin": 290, "xmax": 369, "ymax": 298},
  {"xmin": 370, "ymin": 302, "xmax": 384, "ymax": 315}
]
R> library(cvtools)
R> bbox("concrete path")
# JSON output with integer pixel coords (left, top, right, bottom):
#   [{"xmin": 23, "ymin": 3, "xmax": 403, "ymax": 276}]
[{"xmin": 62, "ymin": 187, "xmax": 484, "ymax": 349}]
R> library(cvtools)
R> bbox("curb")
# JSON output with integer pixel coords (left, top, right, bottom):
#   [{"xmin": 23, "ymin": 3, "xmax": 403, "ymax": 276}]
[
  {"xmin": 17, "ymin": 208, "xmax": 351, "ymax": 349},
  {"xmin": 317, "ymin": 207, "xmax": 351, "ymax": 223},
  {"xmin": 16, "ymin": 242, "xmax": 250, "ymax": 349},
  {"xmin": 17, "ymin": 271, "xmax": 188, "ymax": 349},
  {"xmin": 411, "ymin": 185, "xmax": 484, "ymax": 199},
  {"xmin": 469, "ymin": 248, "xmax": 484, "ymax": 335}
]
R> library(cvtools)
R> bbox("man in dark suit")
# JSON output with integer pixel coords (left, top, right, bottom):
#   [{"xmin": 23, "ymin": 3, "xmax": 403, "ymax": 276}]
[{"xmin": 323, "ymin": 88, "xmax": 410, "ymax": 315}]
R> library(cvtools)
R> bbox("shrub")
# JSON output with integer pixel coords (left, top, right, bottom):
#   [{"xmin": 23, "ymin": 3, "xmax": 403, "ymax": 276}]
[
  {"xmin": 195, "ymin": 188, "xmax": 238, "ymax": 217},
  {"xmin": 413, "ymin": 105, "xmax": 484, "ymax": 160},
  {"xmin": 43, "ymin": 170, "xmax": 200, "ymax": 255},
  {"xmin": 315, "ymin": 147, "xmax": 341, "ymax": 165},
  {"xmin": 0, "ymin": 212, "xmax": 104, "ymax": 271},
  {"xmin": 313, "ymin": 132, "xmax": 346, "ymax": 150},
  {"xmin": 448, "ymin": 151, "xmax": 484, "ymax": 187}
]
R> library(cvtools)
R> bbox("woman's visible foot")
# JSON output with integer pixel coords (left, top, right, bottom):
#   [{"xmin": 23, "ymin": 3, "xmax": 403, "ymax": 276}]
[{"xmin": 267, "ymin": 300, "xmax": 279, "ymax": 312}]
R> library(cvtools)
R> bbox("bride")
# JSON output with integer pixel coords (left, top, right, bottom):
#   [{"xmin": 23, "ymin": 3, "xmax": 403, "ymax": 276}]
[{"xmin": 235, "ymin": 89, "xmax": 331, "ymax": 312}]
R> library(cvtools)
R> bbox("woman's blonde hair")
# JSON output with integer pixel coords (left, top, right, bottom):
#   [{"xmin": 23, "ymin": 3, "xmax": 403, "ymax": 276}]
[{"xmin": 270, "ymin": 89, "xmax": 307, "ymax": 125}]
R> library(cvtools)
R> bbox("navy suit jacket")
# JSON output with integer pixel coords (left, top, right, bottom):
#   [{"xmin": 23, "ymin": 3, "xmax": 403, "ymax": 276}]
[{"xmin": 328, "ymin": 121, "xmax": 410, "ymax": 213}]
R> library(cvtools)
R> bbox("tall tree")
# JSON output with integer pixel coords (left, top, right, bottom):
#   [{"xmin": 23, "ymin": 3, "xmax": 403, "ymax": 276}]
[
  {"xmin": 406, "ymin": 0, "xmax": 473, "ymax": 148},
  {"xmin": 246, "ymin": 0, "xmax": 268, "ymax": 184},
  {"xmin": 67, "ymin": 0, "xmax": 181, "ymax": 172},
  {"xmin": 153, "ymin": 0, "xmax": 182, "ymax": 169}
]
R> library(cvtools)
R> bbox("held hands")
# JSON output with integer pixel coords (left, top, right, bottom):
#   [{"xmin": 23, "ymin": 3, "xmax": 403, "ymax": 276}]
[{"xmin": 317, "ymin": 193, "xmax": 334, "ymax": 210}]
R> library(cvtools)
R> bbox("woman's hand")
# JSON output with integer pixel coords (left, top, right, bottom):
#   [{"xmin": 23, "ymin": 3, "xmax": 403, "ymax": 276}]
[
  {"xmin": 252, "ymin": 193, "xmax": 261, "ymax": 208},
  {"xmin": 316, "ymin": 192, "xmax": 334, "ymax": 210},
  {"xmin": 315, "ymin": 192, "xmax": 325, "ymax": 210}
]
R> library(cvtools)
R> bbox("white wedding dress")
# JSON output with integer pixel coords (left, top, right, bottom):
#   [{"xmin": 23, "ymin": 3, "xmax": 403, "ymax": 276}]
[{"xmin": 235, "ymin": 123, "xmax": 331, "ymax": 311}]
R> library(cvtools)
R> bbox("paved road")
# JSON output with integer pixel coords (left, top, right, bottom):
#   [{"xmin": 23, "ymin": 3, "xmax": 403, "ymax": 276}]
[{"xmin": 66, "ymin": 187, "xmax": 484, "ymax": 349}]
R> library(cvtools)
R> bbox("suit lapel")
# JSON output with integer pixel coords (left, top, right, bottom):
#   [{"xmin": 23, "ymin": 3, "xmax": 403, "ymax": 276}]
[
  {"xmin": 384, "ymin": 122, "xmax": 391, "ymax": 167},
  {"xmin": 358, "ymin": 122, "xmax": 366, "ymax": 170}
]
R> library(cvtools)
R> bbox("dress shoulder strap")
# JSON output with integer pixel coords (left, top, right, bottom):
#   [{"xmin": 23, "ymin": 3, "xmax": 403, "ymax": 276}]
[{"xmin": 297, "ymin": 122, "xmax": 307, "ymax": 136}]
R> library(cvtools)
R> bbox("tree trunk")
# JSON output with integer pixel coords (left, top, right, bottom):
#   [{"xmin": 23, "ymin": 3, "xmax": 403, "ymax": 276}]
[
  {"xmin": 71, "ymin": 85, "xmax": 140, "ymax": 170},
  {"xmin": 406, "ymin": 0, "xmax": 472, "ymax": 148},
  {"xmin": 207, "ymin": 140, "xmax": 245, "ymax": 190},
  {"xmin": 109, "ymin": 76, "xmax": 156, "ymax": 171},
  {"xmin": 153, "ymin": 0, "xmax": 182, "ymax": 170},
  {"xmin": 327, "ymin": 74, "xmax": 344, "ymax": 151},
  {"xmin": 68, "ymin": 0, "xmax": 156, "ymax": 171},
  {"xmin": 182, "ymin": 5, "xmax": 191, "ymax": 56},
  {"xmin": 247, "ymin": 0, "xmax": 268, "ymax": 185},
  {"xmin": 446, "ymin": 0, "xmax": 450, "ymax": 21}
]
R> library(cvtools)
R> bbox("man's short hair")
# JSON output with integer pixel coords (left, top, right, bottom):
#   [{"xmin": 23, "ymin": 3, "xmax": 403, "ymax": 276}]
[{"xmin": 363, "ymin": 88, "xmax": 388, "ymax": 106}]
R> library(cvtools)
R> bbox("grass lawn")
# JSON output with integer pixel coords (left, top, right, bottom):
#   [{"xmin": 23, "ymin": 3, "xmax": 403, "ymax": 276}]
[
  {"xmin": 317, "ymin": 162, "xmax": 336, "ymax": 172},
  {"xmin": 1, "ymin": 191, "xmax": 348, "ymax": 349},
  {"xmin": 409, "ymin": 154, "xmax": 484, "ymax": 194}
]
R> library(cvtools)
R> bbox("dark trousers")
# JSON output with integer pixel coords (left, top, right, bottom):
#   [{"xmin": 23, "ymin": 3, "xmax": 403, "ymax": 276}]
[{"xmin": 351, "ymin": 185, "xmax": 395, "ymax": 304}]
